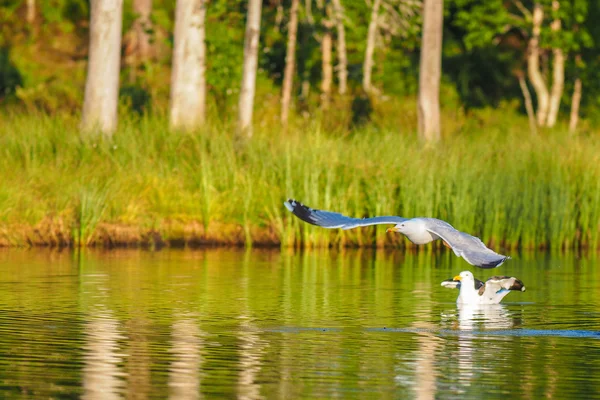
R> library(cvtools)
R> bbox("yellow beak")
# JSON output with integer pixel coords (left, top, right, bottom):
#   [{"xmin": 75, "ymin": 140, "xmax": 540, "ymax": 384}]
[
  {"xmin": 386, "ymin": 227, "xmax": 399, "ymax": 233},
  {"xmin": 453, "ymin": 275, "xmax": 462, "ymax": 281}
]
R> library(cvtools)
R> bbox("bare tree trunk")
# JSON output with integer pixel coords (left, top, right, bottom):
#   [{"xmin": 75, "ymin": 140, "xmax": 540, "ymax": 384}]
[
  {"xmin": 169, "ymin": 0, "xmax": 207, "ymax": 131},
  {"xmin": 546, "ymin": 0, "xmax": 564, "ymax": 127},
  {"xmin": 26, "ymin": 0, "xmax": 35, "ymax": 24},
  {"xmin": 331, "ymin": 0, "xmax": 347, "ymax": 95},
  {"xmin": 569, "ymin": 76, "xmax": 582, "ymax": 135},
  {"xmin": 417, "ymin": 0, "xmax": 443, "ymax": 142},
  {"xmin": 363, "ymin": 0, "xmax": 381, "ymax": 93},
  {"xmin": 132, "ymin": 0, "xmax": 153, "ymax": 63},
  {"xmin": 320, "ymin": 5, "xmax": 333, "ymax": 109},
  {"xmin": 238, "ymin": 0, "xmax": 263, "ymax": 137},
  {"xmin": 518, "ymin": 74, "xmax": 538, "ymax": 136},
  {"xmin": 528, "ymin": 3, "xmax": 549, "ymax": 127},
  {"xmin": 81, "ymin": 0, "xmax": 124, "ymax": 138},
  {"xmin": 546, "ymin": 49, "xmax": 565, "ymax": 127},
  {"xmin": 300, "ymin": 0, "xmax": 314, "ymax": 100},
  {"xmin": 281, "ymin": 0, "xmax": 300, "ymax": 127}
]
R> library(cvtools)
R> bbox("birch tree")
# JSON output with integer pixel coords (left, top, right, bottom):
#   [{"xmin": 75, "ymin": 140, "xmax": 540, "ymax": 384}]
[
  {"xmin": 523, "ymin": 2, "xmax": 571, "ymax": 127},
  {"xmin": 417, "ymin": 0, "xmax": 443, "ymax": 142},
  {"xmin": 363, "ymin": 0, "xmax": 420, "ymax": 94},
  {"xmin": 300, "ymin": 0, "xmax": 315, "ymax": 99},
  {"xmin": 331, "ymin": 0, "xmax": 347, "ymax": 94},
  {"xmin": 569, "ymin": 55, "xmax": 582, "ymax": 134},
  {"xmin": 81, "ymin": 0, "xmax": 124, "ymax": 138},
  {"xmin": 453, "ymin": 0, "xmax": 585, "ymax": 129},
  {"xmin": 517, "ymin": 71, "xmax": 537, "ymax": 136},
  {"xmin": 363, "ymin": 0, "xmax": 381, "ymax": 93},
  {"xmin": 26, "ymin": 0, "xmax": 35, "ymax": 24},
  {"xmin": 320, "ymin": 3, "xmax": 333, "ymax": 109},
  {"xmin": 238, "ymin": 0, "xmax": 263, "ymax": 137},
  {"xmin": 527, "ymin": 4, "xmax": 550, "ymax": 126},
  {"xmin": 281, "ymin": 0, "xmax": 300, "ymax": 127},
  {"xmin": 546, "ymin": 0, "xmax": 565, "ymax": 127},
  {"xmin": 169, "ymin": 0, "xmax": 207, "ymax": 131}
]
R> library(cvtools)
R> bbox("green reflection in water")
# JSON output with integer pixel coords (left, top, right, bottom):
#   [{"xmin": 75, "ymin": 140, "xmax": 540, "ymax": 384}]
[{"xmin": 0, "ymin": 249, "xmax": 598, "ymax": 399}]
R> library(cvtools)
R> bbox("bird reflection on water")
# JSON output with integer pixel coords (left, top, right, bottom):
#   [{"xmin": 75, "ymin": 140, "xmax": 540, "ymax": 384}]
[
  {"xmin": 440, "ymin": 304, "xmax": 521, "ymax": 393},
  {"xmin": 449, "ymin": 303, "xmax": 520, "ymax": 331}
]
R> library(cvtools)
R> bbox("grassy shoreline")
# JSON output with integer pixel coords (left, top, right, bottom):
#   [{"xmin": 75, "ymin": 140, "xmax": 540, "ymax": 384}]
[{"xmin": 1, "ymin": 112, "xmax": 599, "ymax": 250}]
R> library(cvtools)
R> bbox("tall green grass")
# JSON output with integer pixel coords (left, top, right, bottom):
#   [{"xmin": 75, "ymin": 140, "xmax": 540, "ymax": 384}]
[{"xmin": 0, "ymin": 111, "xmax": 599, "ymax": 250}]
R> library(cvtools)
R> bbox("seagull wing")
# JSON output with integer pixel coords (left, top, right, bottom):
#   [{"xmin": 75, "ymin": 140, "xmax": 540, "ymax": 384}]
[
  {"xmin": 440, "ymin": 279, "xmax": 461, "ymax": 289},
  {"xmin": 478, "ymin": 276, "xmax": 526, "ymax": 303},
  {"xmin": 424, "ymin": 219, "xmax": 510, "ymax": 269},
  {"xmin": 440, "ymin": 278, "xmax": 485, "ymax": 290},
  {"xmin": 484, "ymin": 276, "xmax": 526, "ymax": 293},
  {"xmin": 284, "ymin": 199, "xmax": 407, "ymax": 230}
]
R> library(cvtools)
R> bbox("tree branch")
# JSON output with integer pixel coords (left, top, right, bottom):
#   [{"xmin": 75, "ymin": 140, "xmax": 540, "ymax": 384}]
[{"xmin": 512, "ymin": 0, "xmax": 531, "ymax": 21}]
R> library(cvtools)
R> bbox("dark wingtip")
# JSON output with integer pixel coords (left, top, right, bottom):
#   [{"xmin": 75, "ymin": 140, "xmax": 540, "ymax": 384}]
[
  {"xmin": 478, "ymin": 255, "xmax": 510, "ymax": 269},
  {"xmin": 284, "ymin": 199, "xmax": 320, "ymax": 226},
  {"xmin": 512, "ymin": 278, "xmax": 526, "ymax": 292},
  {"xmin": 284, "ymin": 199, "xmax": 295, "ymax": 212}
]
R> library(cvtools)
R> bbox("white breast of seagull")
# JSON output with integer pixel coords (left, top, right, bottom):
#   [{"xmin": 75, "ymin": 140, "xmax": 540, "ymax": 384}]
[
  {"xmin": 457, "ymin": 279, "xmax": 487, "ymax": 305},
  {"xmin": 401, "ymin": 218, "xmax": 441, "ymax": 245}
]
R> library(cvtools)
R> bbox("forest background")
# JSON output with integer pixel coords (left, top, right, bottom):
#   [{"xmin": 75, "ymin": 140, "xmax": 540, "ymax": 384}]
[{"xmin": 0, "ymin": 0, "xmax": 599, "ymax": 251}]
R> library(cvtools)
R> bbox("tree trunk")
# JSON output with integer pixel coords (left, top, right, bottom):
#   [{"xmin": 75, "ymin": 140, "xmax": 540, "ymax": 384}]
[
  {"xmin": 320, "ymin": 5, "xmax": 333, "ymax": 109},
  {"xmin": 417, "ymin": 0, "xmax": 443, "ymax": 142},
  {"xmin": 280, "ymin": 0, "xmax": 300, "ymax": 127},
  {"xmin": 363, "ymin": 0, "xmax": 381, "ymax": 94},
  {"xmin": 132, "ymin": 0, "xmax": 153, "ymax": 63},
  {"xmin": 569, "ymin": 76, "xmax": 582, "ymax": 135},
  {"xmin": 81, "ymin": 0, "xmax": 124, "ymax": 138},
  {"xmin": 331, "ymin": 0, "xmax": 347, "ymax": 95},
  {"xmin": 546, "ymin": 0, "xmax": 564, "ymax": 127},
  {"xmin": 26, "ymin": 0, "xmax": 35, "ymax": 24},
  {"xmin": 518, "ymin": 75, "xmax": 538, "ymax": 136},
  {"xmin": 238, "ymin": 0, "xmax": 263, "ymax": 137},
  {"xmin": 300, "ymin": 0, "xmax": 314, "ymax": 100},
  {"xmin": 169, "ymin": 0, "xmax": 207, "ymax": 131},
  {"xmin": 528, "ymin": 3, "xmax": 549, "ymax": 127}
]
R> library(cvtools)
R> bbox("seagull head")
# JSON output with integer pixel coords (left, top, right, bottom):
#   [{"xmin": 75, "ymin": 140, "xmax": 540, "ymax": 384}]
[
  {"xmin": 453, "ymin": 271, "xmax": 474, "ymax": 283},
  {"xmin": 386, "ymin": 220, "xmax": 416, "ymax": 235}
]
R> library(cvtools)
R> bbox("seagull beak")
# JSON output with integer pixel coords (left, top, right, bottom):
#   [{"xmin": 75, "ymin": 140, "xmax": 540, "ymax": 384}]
[
  {"xmin": 453, "ymin": 275, "xmax": 462, "ymax": 281},
  {"xmin": 386, "ymin": 227, "xmax": 398, "ymax": 233}
]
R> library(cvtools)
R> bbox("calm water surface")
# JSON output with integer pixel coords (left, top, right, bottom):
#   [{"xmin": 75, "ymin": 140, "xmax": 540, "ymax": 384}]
[{"xmin": 0, "ymin": 249, "xmax": 599, "ymax": 399}]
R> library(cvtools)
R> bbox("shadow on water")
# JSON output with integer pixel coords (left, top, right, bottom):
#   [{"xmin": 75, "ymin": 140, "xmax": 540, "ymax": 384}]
[{"xmin": 0, "ymin": 248, "xmax": 599, "ymax": 398}]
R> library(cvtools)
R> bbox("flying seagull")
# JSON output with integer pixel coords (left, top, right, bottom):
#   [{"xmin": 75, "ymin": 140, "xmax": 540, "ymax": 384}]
[
  {"xmin": 284, "ymin": 199, "xmax": 509, "ymax": 269},
  {"xmin": 441, "ymin": 271, "xmax": 526, "ymax": 305}
]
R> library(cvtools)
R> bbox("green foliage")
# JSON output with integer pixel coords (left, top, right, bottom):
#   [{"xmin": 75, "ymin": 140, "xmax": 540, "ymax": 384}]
[
  {"xmin": 443, "ymin": 46, "xmax": 520, "ymax": 108},
  {"xmin": 0, "ymin": 0, "xmax": 596, "ymax": 119},
  {"xmin": 205, "ymin": 1, "xmax": 245, "ymax": 118},
  {"xmin": 40, "ymin": 0, "xmax": 88, "ymax": 33},
  {"xmin": 450, "ymin": 0, "xmax": 515, "ymax": 51}
]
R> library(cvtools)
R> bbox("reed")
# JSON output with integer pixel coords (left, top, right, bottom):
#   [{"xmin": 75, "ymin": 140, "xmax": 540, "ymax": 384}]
[{"xmin": 0, "ymin": 111, "xmax": 599, "ymax": 250}]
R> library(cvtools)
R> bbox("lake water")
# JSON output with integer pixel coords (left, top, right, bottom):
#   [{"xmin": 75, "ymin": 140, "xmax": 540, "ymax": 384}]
[{"xmin": 0, "ymin": 248, "xmax": 599, "ymax": 399}]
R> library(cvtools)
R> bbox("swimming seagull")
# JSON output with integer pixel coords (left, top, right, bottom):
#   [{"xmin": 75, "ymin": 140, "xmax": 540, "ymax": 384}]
[
  {"xmin": 441, "ymin": 271, "xmax": 526, "ymax": 305},
  {"xmin": 284, "ymin": 199, "xmax": 509, "ymax": 269}
]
